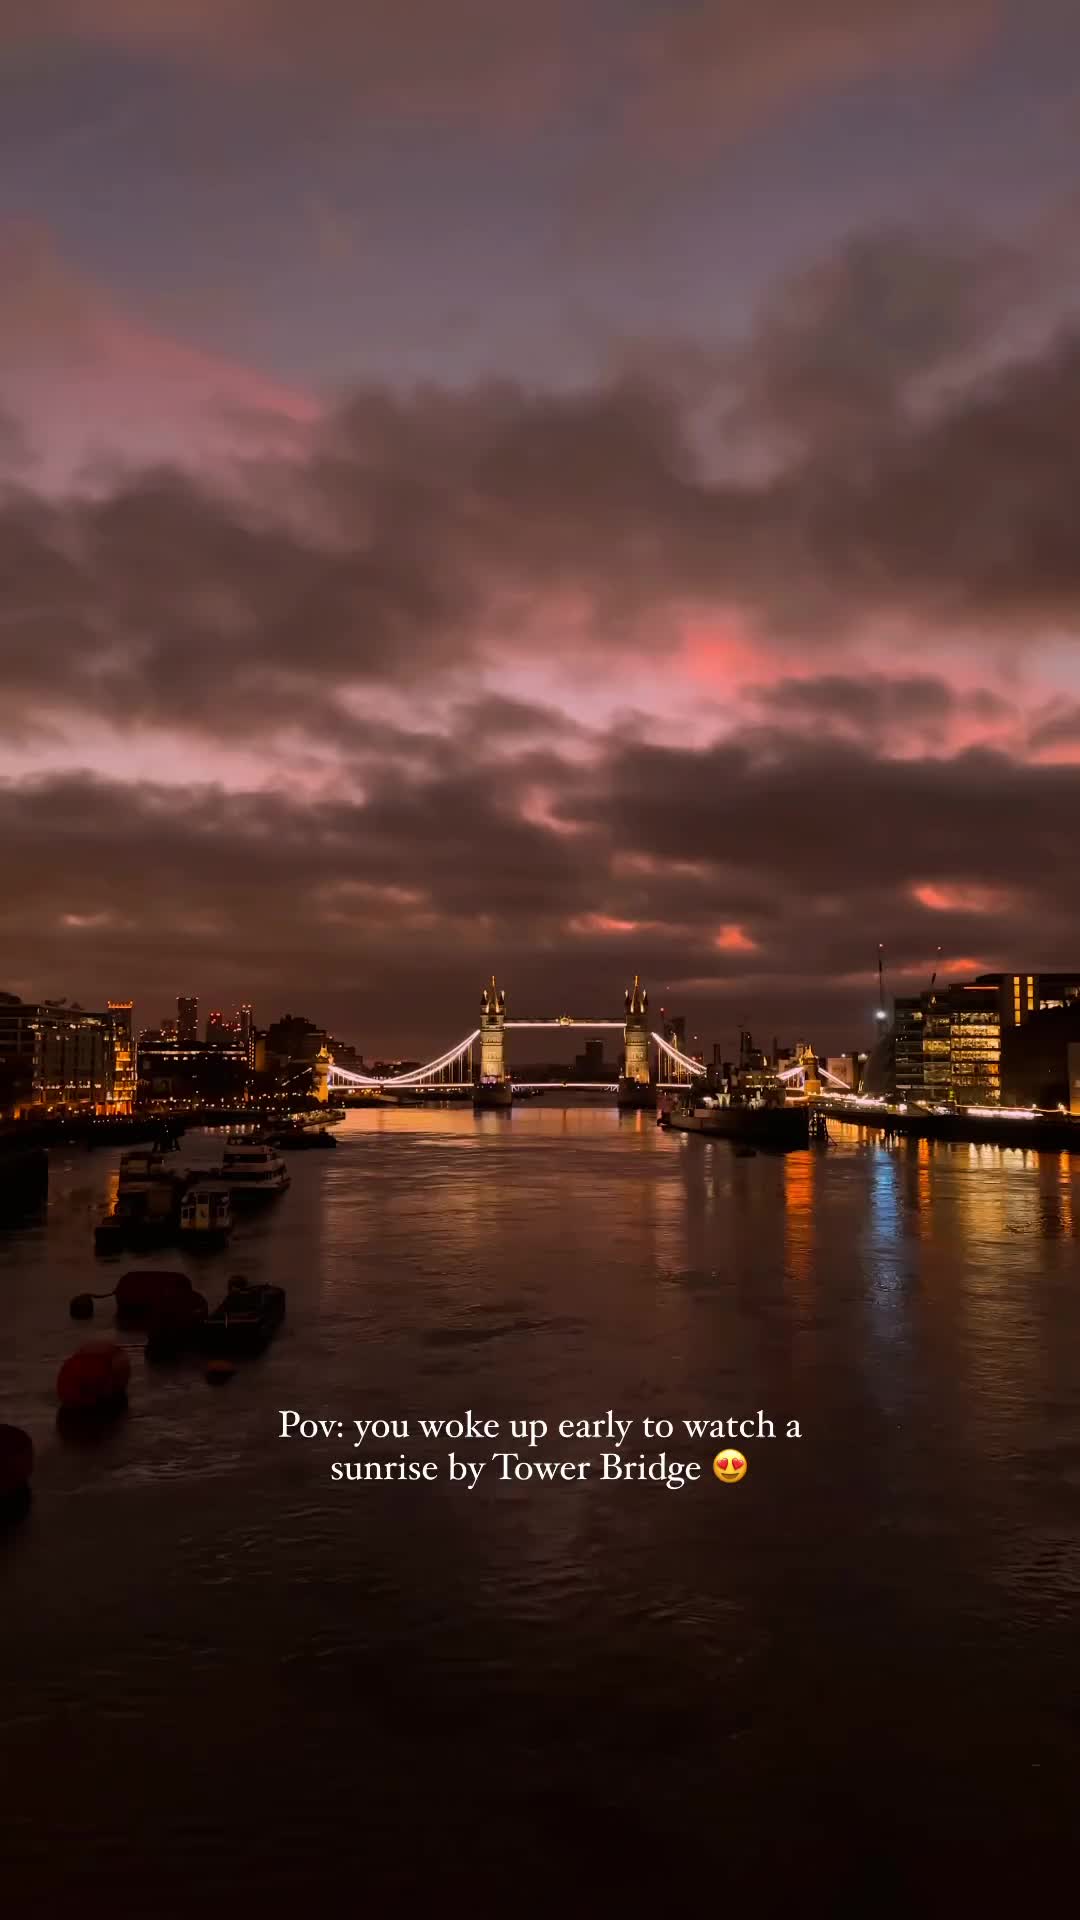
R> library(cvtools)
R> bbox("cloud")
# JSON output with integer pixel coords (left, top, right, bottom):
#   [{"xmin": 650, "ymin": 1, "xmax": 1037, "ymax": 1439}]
[
  {"xmin": 626, "ymin": 0, "xmax": 1001, "ymax": 143},
  {"xmin": 3, "ymin": 251, "xmax": 1079, "ymax": 757},
  {"xmin": 0, "ymin": 0, "xmax": 1004, "ymax": 136},
  {"xmin": 3, "ymin": 205, "xmax": 1080, "ymax": 1047},
  {"xmin": 3, "ymin": 731, "xmax": 1079, "ymax": 1053},
  {"xmin": 747, "ymin": 674, "xmax": 1014, "ymax": 753},
  {"xmin": 0, "ymin": 223, "xmax": 314, "ymax": 481}
]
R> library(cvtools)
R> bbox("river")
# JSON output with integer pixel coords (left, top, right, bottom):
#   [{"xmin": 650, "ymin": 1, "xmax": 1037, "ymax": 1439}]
[{"xmin": 3, "ymin": 1106, "xmax": 1079, "ymax": 1910}]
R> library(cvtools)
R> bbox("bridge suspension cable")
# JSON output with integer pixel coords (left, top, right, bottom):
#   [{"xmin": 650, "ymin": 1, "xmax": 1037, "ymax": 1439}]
[
  {"xmin": 777, "ymin": 1062, "xmax": 851, "ymax": 1090},
  {"xmin": 327, "ymin": 1030, "xmax": 480, "ymax": 1089},
  {"xmin": 652, "ymin": 1032, "xmax": 707, "ymax": 1081}
]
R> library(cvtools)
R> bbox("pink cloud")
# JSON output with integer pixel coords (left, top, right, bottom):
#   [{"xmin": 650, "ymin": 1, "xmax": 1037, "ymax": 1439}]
[
  {"xmin": 714, "ymin": 923, "xmax": 758, "ymax": 952},
  {"xmin": 678, "ymin": 609, "xmax": 773, "ymax": 688},
  {"xmin": 912, "ymin": 882, "xmax": 1012, "ymax": 914},
  {"xmin": 567, "ymin": 913, "xmax": 639, "ymax": 936},
  {"xmin": 0, "ymin": 224, "xmax": 316, "ymax": 481}
]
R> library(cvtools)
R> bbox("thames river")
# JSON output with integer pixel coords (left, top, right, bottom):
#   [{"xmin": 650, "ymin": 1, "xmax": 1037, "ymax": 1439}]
[{"xmin": 3, "ymin": 1106, "xmax": 1079, "ymax": 1910}]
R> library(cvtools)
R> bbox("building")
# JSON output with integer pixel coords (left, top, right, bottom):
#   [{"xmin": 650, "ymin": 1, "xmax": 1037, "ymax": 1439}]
[
  {"xmin": 573, "ymin": 1039, "xmax": 609, "ymax": 1080},
  {"xmin": 875, "ymin": 982, "xmax": 1001, "ymax": 1106},
  {"xmin": 977, "ymin": 972, "xmax": 1080, "ymax": 1033},
  {"xmin": 136, "ymin": 1045, "xmax": 248, "ymax": 1107},
  {"xmin": 239, "ymin": 1005, "xmax": 255, "ymax": 1068},
  {"xmin": 0, "ymin": 995, "xmax": 115, "ymax": 1116},
  {"xmin": 107, "ymin": 1001, "xmax": 136, "ymax": 1111},
  {"xmin": 326, "ymin": 1037, "xmax": 363, "ymax": 1074},
  {"xmin": 263, "ymin": 1014, "xmax": 326, "ymax": 1071},
  {"xmin": 206, "ymin": 1010, "xmax": 239, "ymax": 1048},
  {"xmin": 177, "ymin": 996, "xmax": 198, "ymax": 1047},
  {"xmin": 998, "ymin": 1006, "xmax": 1080, "ymax": 1107}
]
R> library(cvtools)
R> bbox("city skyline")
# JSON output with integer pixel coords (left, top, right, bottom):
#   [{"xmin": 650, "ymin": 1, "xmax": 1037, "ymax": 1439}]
[{"xmin": 5, "ymin": 5, "xmax": 1080, "ymax": 1052}]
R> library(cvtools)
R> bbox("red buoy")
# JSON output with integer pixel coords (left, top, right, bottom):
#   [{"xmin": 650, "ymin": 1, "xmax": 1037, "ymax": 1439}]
[
  {"xmin": 0, "ymin": 1425, "xmax": 33, "ymax": 1497},
  {"xmin": 115, "ymin": 1271, "xmax": 204, "ymax": 1328},
  {"xmin": 57, "ymin": 1341, "xmax": 131, "ymax": 1410}
]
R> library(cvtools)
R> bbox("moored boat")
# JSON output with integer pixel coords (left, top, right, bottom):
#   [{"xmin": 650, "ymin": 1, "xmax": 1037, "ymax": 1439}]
[
  {"xmin": 178, "ymin": 1181, "xmax": 232, "ymax": 1248},
  {"xmin": 219, "ymin": 1138, "xmax": 290, "ymax": 1198},
  {"xmin": 197, "ymin": 1277, "xmax": 286, "ymax": 1355},
  {"xmin": 666, "ymin": 1062, "xmax": 811, "ymax": 1151},
  {"xmin": 95, "ymin": 1177, "xmax": 184, "ymax": 1253},
  {"xmin": 266, "ymin": 1125, "xmax": 337, "ymax": 1150},
  {"xmin": 117, "ymin": 1147, "xmax": 178, "ymax": 1192}
]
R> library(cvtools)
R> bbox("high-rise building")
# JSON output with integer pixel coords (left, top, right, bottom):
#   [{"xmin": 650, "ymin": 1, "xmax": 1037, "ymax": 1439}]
[
  {"xmin": 177, "ymin": 996, "xmax": 198, "ymax": 1047},
  {"xmin": 239, "ymin": 1004, "xmax": 255, "ymax": 1068},
  {"xmin": 206, "ymin": 1010, "xmax": 235, "ymax": 1048},
  {"xmin": 107, "ymin": 1001, "xmax": 136, "ymax": 1111}
]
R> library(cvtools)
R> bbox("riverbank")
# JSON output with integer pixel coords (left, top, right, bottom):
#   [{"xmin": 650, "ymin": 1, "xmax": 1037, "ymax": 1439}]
[{"xmin": 825, "ymin": 1098, "xmax": 1080, "ymax": 1150}]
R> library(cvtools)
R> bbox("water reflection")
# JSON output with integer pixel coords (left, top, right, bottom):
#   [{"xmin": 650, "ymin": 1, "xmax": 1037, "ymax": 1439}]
[{"xmin": 4, "ymin": 1105, "xmax": 1080, "ymax": 1907}]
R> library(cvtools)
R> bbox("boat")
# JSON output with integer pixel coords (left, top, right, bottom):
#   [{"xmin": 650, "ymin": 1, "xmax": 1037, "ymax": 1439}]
[
  {"xmin": 117, "ymin": 1147, "xmax": 178, "ymax": 1193},
  {"xmin": 178, "ymin": 1181, "xmax": 232, "ymax": 1248},
  {"xmin": 197, "ymin": 1278, "xmax": 286, "ymax": 1355},
  {"xmin": 267, "ymin": 1125, "xmax": 337, "ymax": 1150},
  {"xmin": 94, "ymin": 1177, "xmax": 183, "ymax": 1253},
  {"xmin": 218, "ymin": 1138, "xmax": 290, "ymax": 1198},
  {"xmin": 666, "ymin": 1068, "xmax": 811, "ymax": 1151}
]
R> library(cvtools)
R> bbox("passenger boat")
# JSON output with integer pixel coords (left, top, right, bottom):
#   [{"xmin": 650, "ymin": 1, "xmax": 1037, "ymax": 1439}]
[
  {"xmin": 197, "ymin": 1278, "xmax": 286, "ymax": 1355},
  {"xmin": 219, "ymin": 1138, "xmax": 290, "ymax": 1197},
  {"xmin": 178, "ymin": 1181, "xmax": 232, "ymax": 1248}
]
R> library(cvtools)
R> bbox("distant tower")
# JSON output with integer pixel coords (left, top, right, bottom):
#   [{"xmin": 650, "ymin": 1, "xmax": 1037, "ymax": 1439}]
[
  {"xmin": 312, "ymin": 1045, "xmax": 331, "ymax": 1106},
  {"xmin": 619, "ymin": 975, "xmax": 652, "ymax": 1109},
  {"xmin": 801, "ymin": 1044, "xmax": 821, "ymax": 1098},
  {"xmin": 475, "ymin": 974, "xmax": 511, "ymax": 1109}
]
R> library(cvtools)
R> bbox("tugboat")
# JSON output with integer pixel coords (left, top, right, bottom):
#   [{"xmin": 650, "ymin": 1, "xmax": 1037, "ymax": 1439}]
[
  {"xmin": 197, "ymin": 1276, "xmax": 286, "ymax": 1355},
  {"xmin": 178, "ymin": 1181, "xmax": 232, "ymax": 1248}
]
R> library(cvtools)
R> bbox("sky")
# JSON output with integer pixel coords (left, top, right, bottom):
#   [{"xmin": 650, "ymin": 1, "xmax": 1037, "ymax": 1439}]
[{"xmin": 3, "ymin": 0, "xmax": 1080, "ymax": 1058}]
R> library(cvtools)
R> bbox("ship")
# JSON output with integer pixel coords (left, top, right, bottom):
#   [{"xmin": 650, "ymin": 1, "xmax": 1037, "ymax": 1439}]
[{"xmin": 661, "ymin": 1058, "xmax": 810, "ymax": 1150}]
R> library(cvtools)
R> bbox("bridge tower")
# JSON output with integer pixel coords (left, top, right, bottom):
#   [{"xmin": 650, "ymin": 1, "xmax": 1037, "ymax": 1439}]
[
  {"xmin": 619, "ymin": 974, "xmax": 653, "ymax": 1110},
  {"xmin": 475, "ymin": 974, "xmax": 512, "ymax": 1110},
  {"xmin": 312, "ymin": 1045, "xmax": 331, "ymax": 1106}
]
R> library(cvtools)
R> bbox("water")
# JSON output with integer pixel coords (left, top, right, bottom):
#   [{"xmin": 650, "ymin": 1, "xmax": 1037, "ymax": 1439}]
[{"xmin": 3, "ymin": 1107, "xmax": 1080, "ymax": 1910}]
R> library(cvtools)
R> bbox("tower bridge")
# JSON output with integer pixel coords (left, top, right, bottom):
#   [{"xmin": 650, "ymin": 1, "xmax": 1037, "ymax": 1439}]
[{"xmin": 321, "ymin": 974, "xmax": 707, "ymax": 1109}]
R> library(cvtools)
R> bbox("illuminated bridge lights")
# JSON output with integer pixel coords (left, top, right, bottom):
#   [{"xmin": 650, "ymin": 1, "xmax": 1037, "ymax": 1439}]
[{"xmin": 323, "ymin": 1020, "xmax": 709, "ymax": 1091}]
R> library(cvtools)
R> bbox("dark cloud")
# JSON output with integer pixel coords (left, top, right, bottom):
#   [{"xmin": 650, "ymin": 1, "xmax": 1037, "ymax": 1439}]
[
  {"xmin": 3, "ymin": 730, "xmax": 1080, "ymax": 1054},
  {"xmin": 3, "ymin": 277, "xmax": 1080, "ymax": 746},
  {"xmin": 749, "ymin": 674, "xmax": 1012, "ymax": 747},
  {"xmin": 4, "ymin": 204, "xmax": 1080, "ymax": 1048}
]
